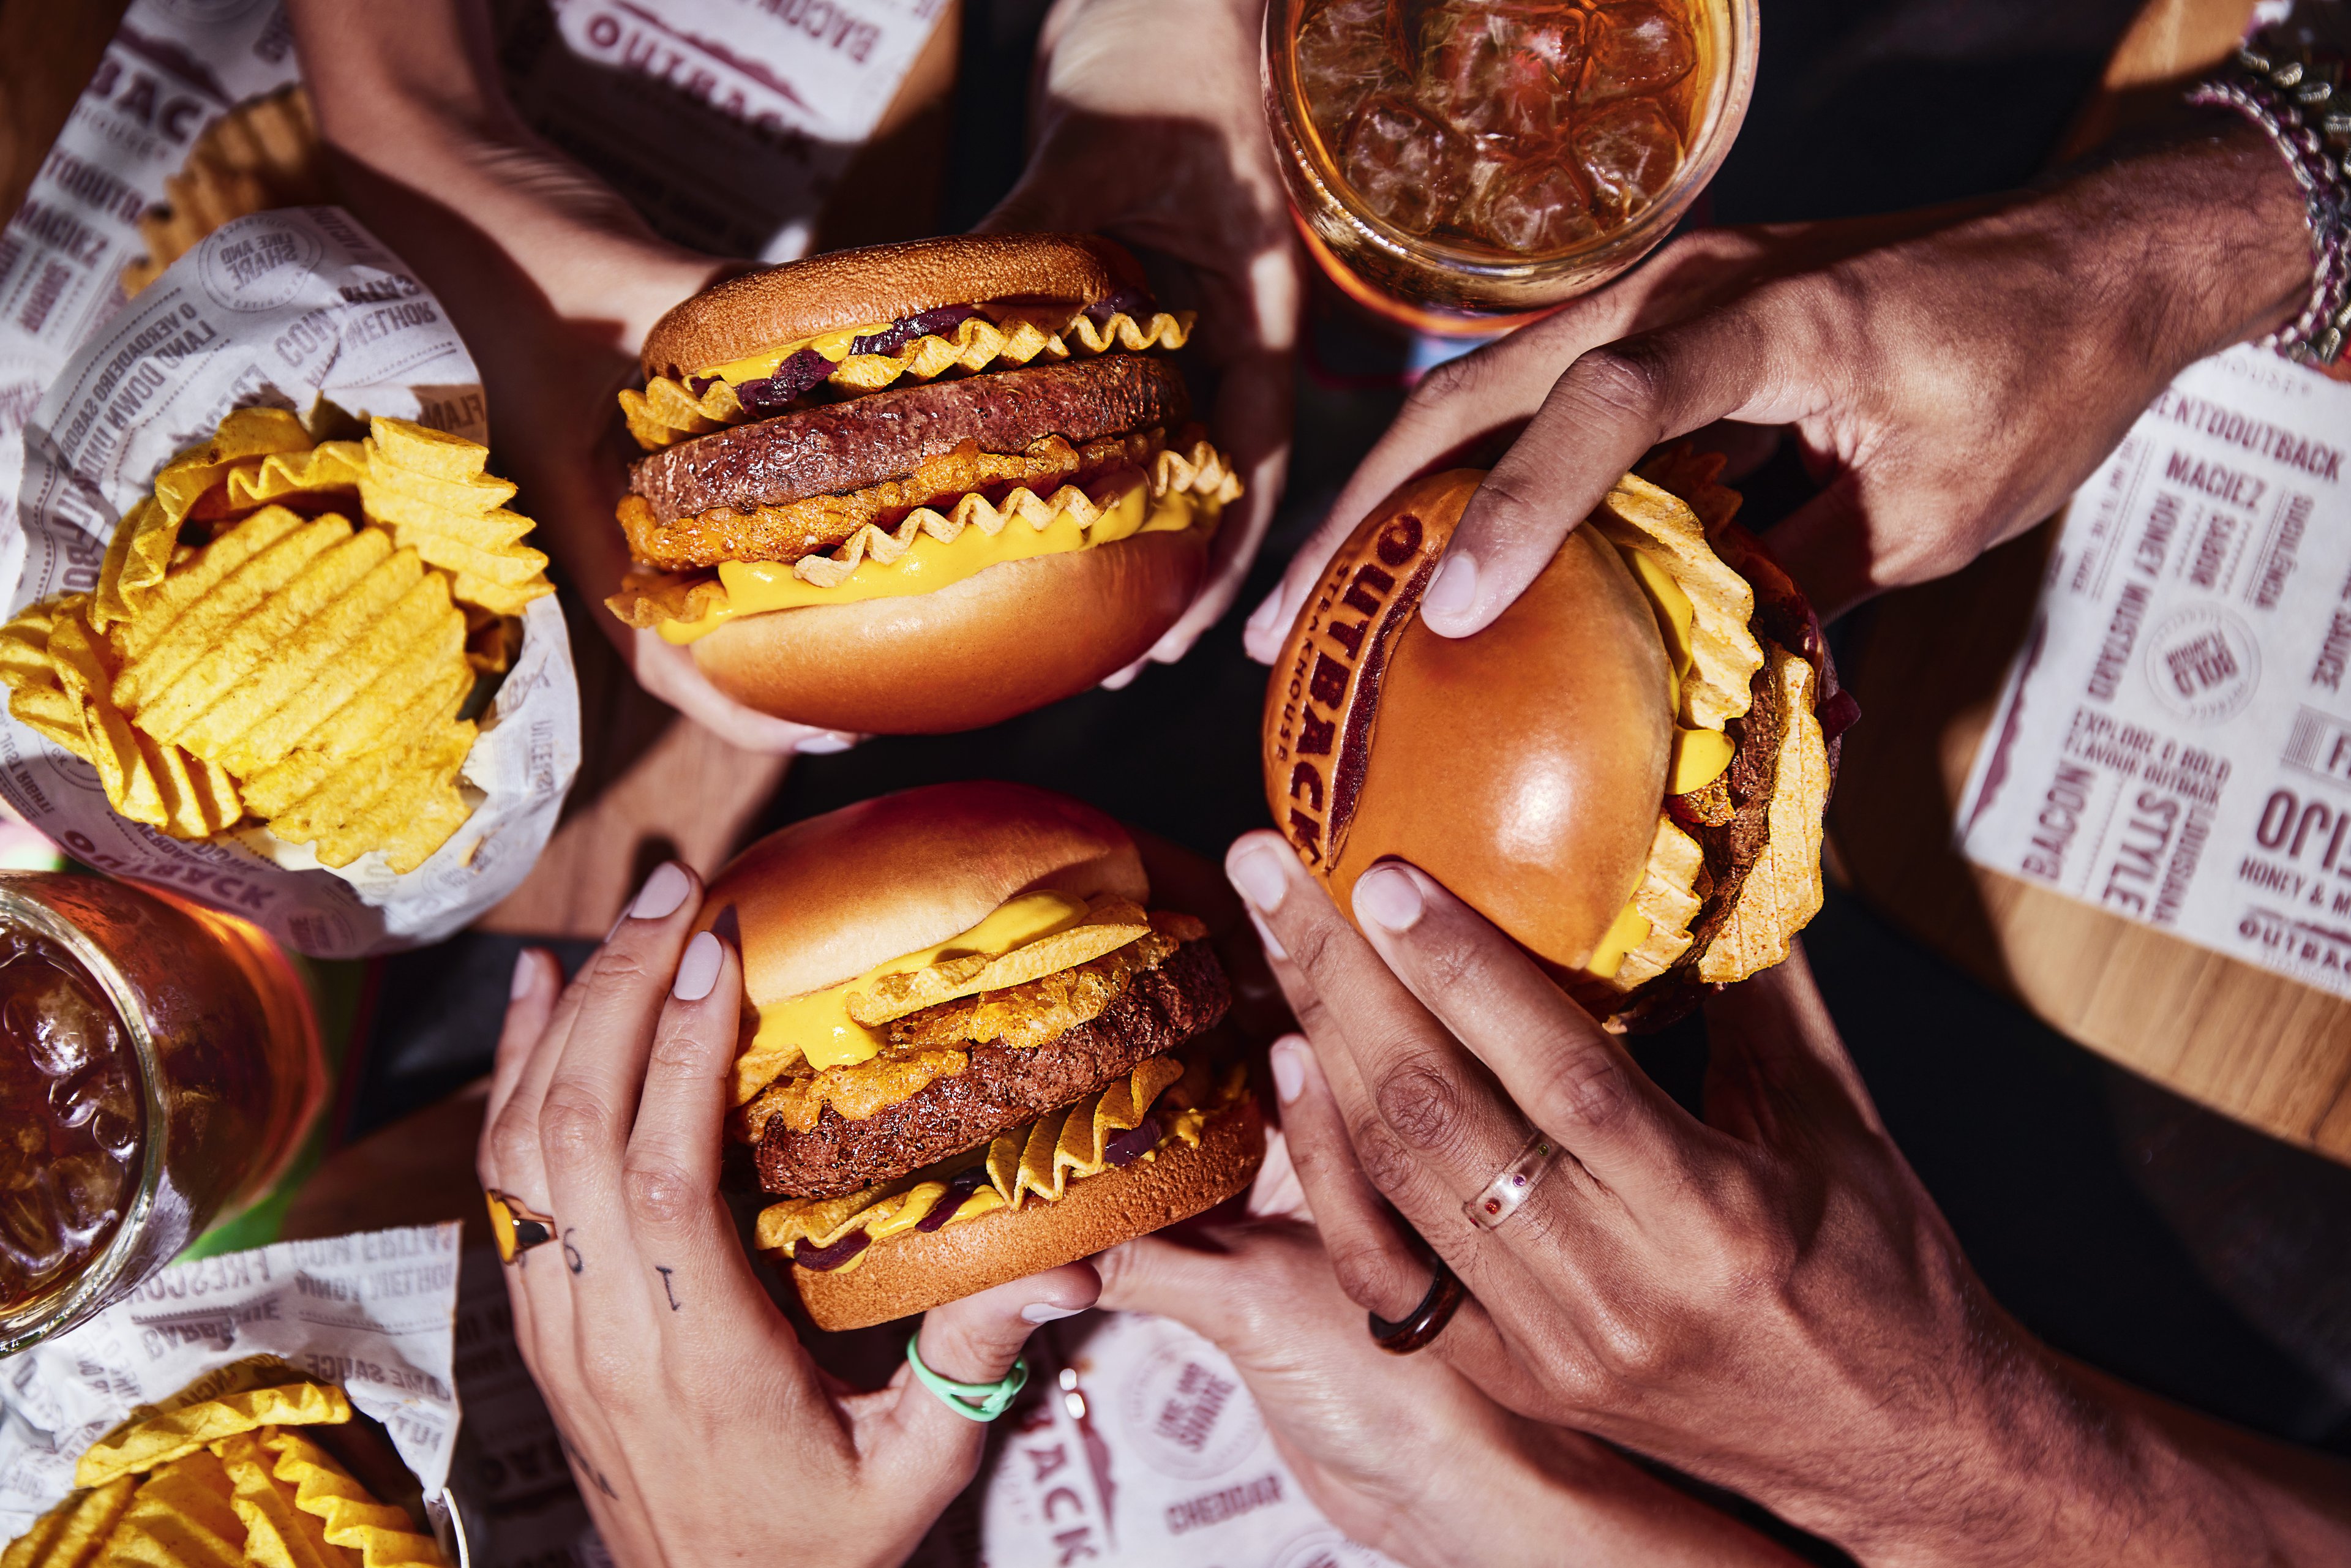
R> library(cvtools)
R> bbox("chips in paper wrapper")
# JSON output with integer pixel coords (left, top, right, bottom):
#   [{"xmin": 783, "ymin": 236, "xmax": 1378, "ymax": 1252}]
[
  {"xmin": 0, "ymin": 208, "xmax": 579, "ymax": 957},
  {"xmin": 0, "ymin": 1226, "xmax": 462, "ymax": 1568}
]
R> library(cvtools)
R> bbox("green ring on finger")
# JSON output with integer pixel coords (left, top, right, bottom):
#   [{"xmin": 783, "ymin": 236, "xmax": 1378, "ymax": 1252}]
[{"xmin": 906, "ymin": 1332, "xmax": 1030, "ymax": 1422}]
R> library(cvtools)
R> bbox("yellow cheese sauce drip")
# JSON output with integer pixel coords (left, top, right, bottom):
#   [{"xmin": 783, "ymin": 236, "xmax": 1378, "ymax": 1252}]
[
  {"xmin": 733, "ymin": 891, "xmax": 1090, "ymax": 1095},
  {"xmin": 659, "ymin": 482, "xmax": 1196, "ymax": 645}
]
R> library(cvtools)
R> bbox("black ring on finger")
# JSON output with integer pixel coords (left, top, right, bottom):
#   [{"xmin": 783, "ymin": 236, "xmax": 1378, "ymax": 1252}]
[{"xmin": 1368, "ymin": 1258, "xmax": 1466, "ymax": 1354}]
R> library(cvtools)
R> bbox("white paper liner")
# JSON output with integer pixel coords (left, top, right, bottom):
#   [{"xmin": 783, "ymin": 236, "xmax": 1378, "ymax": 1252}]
[
  {"xmin": 0, "ymin": 207, "xmax": 581, "ymax": 957},
  {"xmin": 0, "ymin": 1223, "xmax": 463, "ymax": 1544}
]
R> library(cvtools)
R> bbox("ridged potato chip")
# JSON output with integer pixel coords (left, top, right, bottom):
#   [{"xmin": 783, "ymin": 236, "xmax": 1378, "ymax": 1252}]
[
  {"xmin": 261, "ymin": 1430, "xmax": 444, "ymax": 1568},
  {"xmin": 88, "ymin": 1450, "xmax": 244, "ymax": 1568},
  {"xmin": 1697, "ymin": 649, "xmax": 1829, "ymax": 984},
  {"xmin": 77, "ymin": 1384, "xmax": 351, "ymax": 1490},
  {"xmin": 359, "ymin": 419, "xmax": 550, "ymax": 618},
  {"xmin": 0, "ymin": 1477, "xmax": 137, "ymax": 1568}
]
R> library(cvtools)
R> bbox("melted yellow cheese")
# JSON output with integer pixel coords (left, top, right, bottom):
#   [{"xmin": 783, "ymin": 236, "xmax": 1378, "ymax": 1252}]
[
  {"xmin": 1613, "ymin": 539, "xmax": 1733, "ymax": 794},
  {"xmin": 659, "ymin": 482, "xmax": 1197, "ymax": 644},
  {"xmin": 1583, "ymin": 903, "xmax": 1655, "ymax": 981},
  {"xmin": 735, "ymin": 891, "xmax": 1089, "ymax": 1094},
  {"xmin": 702, "ymin": 321, "xmax": 894, "ymax": 385}
]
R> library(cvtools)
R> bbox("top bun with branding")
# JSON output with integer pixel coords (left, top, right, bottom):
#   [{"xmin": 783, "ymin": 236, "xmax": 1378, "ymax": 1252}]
[{"xmin": 1262, "ymin": 461, "xmax": 1843, "ymax": 1027}]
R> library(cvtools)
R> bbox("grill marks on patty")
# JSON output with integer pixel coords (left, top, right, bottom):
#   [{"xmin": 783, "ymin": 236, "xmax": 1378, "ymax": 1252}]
[
  {"xmin": 627, "ymin": 356, "xmax": 1190, "ymax": 528},
  {"xmin": 754, "ymin": 937, "xmax": 1231, "ymax": 1199},
  {"xmin": 618, "ymin": 429, "xmax": 1168, "ymax": 573}
]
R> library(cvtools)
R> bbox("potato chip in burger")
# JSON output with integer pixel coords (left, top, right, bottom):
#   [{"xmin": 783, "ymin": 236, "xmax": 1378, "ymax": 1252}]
[
  {"xmin": 714, "ymin": 781, "xmax": 1263, "ymax": 1332},
  {"xmin": 608, "ymin": 235, "xmax": 1243, "ymax": 732},
  {"xmin": 1261, "ymin": 454, "xmax": 1853, "ymax": 1028}
]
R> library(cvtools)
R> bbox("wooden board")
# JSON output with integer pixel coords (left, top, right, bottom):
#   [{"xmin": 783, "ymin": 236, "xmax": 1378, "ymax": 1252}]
[{"xmin": 1831, "ymin": 0, "xmax": 2351, "ymax": 1166}]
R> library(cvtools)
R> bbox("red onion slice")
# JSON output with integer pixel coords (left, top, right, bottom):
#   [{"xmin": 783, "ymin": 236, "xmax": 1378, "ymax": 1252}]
[
  {"xmin": 850, "ymin": 304, "xmax": 981, "ymax": 359},
  {"xmin": 1103, "ymin": 1116, "xmax": 1163, "ymax": 1168},
  {"xmin": 915, "ymin": 1166, "xmax": 991, "ymax": 1234},
  {"xmin": 737, "ymin": 348, "xmax": 835, "ymax": 415},
  {"xmin": 791, "ymin": 1229, "xmax": 872, "ymax": 1272},
  {"xmin": 1084, "ymin": 287, "xmax": 1153, "ymax": 326}
]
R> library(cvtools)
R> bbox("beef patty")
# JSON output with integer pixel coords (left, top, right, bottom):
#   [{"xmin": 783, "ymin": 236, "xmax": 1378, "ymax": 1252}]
[
  {"xmin": 755, "ymin": 937, "xmax": 1230, "ymax": 1198},
  {"xmin": 629, "ymin": 354, "xmax": 1188, "ymax": 526}
]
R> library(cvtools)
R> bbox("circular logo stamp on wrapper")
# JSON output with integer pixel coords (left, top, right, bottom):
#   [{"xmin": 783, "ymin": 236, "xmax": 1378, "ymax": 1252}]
[
  {"xmin": 1114, "ymin": 1336, "xmax": 1262, "ymax": 1479},
  {"xmin": 2143, "ymin": 606, "xmax": 2260, "ymax": 726},
  {"xmin": 197, "ymin": 215, "xmax": 321, "ymax": 313}
]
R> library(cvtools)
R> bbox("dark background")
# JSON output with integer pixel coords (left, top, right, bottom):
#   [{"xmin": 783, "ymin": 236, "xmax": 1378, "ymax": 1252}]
[{"xmin": 359, "ymin": 4, "xmax": 2351, "ymax": 1555}]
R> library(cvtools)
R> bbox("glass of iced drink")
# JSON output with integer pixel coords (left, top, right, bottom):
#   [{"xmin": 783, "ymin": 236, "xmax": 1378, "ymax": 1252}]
[
  {"xmin": 0, "ymin": 874, "xmax": 323, "ymax": 1354},
  {"xmin": 1266, "ymin": 0, "xmax": 1758, "ymax": 329}
]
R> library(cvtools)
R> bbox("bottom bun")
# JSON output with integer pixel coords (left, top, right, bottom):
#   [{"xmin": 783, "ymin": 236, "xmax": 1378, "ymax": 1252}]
[
  {"xmin": 791, "ymin": 1092, "xmax": 1264, "ymax": 1332},
  {"xmin": 692, "ymin": 527, "xmax": 1209, "ymax": 733}
]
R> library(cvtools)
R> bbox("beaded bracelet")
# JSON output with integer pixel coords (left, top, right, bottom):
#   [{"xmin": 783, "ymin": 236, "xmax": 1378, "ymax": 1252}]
[{"xmin": 2189, "ymin": 39, "xmax": 2351, "ymax": 365}]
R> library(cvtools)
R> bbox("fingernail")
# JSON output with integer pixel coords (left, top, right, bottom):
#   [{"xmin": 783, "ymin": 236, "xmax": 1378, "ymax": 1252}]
[
  {"xmin": 794, "ymin": 732, "xmax": 854, "ymax": 754},
  {"xmin": 1228, "ymin": 842, "xmax": 1289, "ymax": 915},
  {"xmin": 509, "ymin": 950, "xmax": 539, "ymax": 1000},
  {"xmin": 629, "ymin": 862, "xmax": 691, "ymax": 921},
  {"xmin": 1246, "ymin": 585, "xmax": 1288, "ymax": 640},
  {"xmin": 1420, "ymin": 552, "xmax": 1479, "ymax": 629},
  {"xmin": 1021, "ymin": 1302, "xmax": 1084, "ymax": 1324},
  {"xmin": 673, "ymin": 931, "xmax": 722, "ymax": 1001},
  {"xmin": 1247, "ymin": 908, "xmax": 1287, "ymax": 961},
  {"xmin": 1270, "ymin": 1039, "xmax": 1305, "ymax": 1105},
  {"xmin": 1353, "ymin": 863, "xmax": 1425, "ymax": 932}
]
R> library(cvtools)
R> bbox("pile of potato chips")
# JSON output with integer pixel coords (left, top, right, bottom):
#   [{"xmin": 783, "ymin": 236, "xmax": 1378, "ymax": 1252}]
[
  {"xmin": 0, "ymin": 408, "xmax": 551, "ymax": 873},
  {"xmin": 2, "ymin": 1373, "xmax": 446, "ymax": 1568}
]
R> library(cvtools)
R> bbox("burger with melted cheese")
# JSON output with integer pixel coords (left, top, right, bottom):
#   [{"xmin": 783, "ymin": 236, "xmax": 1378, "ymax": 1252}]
[
  {"xmin": 1261, "ymin": 454, "xmax": 1853, "ymax": 1028},
  {"xmin": 709, "ymin": 781, "xmax": 1263, "ymax": 1331},
  {"xmin": 607, "ymin": 234, "xmax": 1242, "ymax": 732}
]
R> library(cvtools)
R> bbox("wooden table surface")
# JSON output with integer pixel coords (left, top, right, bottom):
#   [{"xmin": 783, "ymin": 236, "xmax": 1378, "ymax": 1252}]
[{"xmin": 1833, "ymin": 0, "xmax": 2351, "ymax": 1167}]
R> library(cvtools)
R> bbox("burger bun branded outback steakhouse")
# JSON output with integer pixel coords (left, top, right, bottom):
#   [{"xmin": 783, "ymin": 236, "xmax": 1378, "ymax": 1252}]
[{"xmin": 1262, "ymin": 456, "xmax": 1851, "ymax": 1029}]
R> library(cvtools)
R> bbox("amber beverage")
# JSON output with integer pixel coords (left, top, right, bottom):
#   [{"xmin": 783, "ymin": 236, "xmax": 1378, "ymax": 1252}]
[
  {"xmin": 1265, "ymin": 0, "xmax": 1758, "ymax": 330},
  {"xmin": 0, "ymin": 874, "xmax": 322, "ymax": 1354}
]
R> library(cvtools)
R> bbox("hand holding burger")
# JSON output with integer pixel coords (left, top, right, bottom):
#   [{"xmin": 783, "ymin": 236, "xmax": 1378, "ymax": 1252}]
[
  {"xmin": 1218, "ymin": 847, "xmax": 2351, "ymax": 1567},
  {"xmin": 483, "ymin": 865, "xmax": 1100, "ymax": 1568},
  {"xmin": 1097, "ymin": 1139, "xmax": 1810, "ymax": 1568},
  {"xmin": 609, "ymin": 238, "xmax": 1244, "ymax": 732},
  {"xmin": 1263, "ymin": 460, "xmax": 1848, "ymax": 1028},
  {"xmin": 708, "ymin": 782, "xmax": 1264, "ymax": 1330},
  {"xmin": 980, "ymin": 0, "xmax": 1302, "ymax": 678}
]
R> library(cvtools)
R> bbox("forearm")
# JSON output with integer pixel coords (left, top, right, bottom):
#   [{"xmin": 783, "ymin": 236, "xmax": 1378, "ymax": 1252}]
[
  {"xmin": 283, "ymin": 0, "xmax": 717, "ymax": 339},
  {"xmin": 2042, "ymin": 109, "xmax": 2313, "ymax": 372},
  {"xmin": 1386, "ymin": 1420, "xmax": 1802, "ymax": 1568},
  {"xmin": 1842, "ymin": 1349, "xmax": 2351, "ymax": 1568}
]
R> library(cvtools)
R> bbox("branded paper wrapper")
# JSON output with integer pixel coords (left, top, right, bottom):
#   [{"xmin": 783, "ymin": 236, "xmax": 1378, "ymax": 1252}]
[
  {"xmin": 0, "ymin": 1223, "xmax": 464, "ymax": 1548},
  {"xmin": 908, "ymin": 1310, "xmax": 1403, "ymax": 1568},
  {"xmin": 0, "ymin": 206, "xmax": 581, "ymax": 958},
  {"xmin": 1957, "ymin": 345, "xmax": 2351, "ymax": 997}
]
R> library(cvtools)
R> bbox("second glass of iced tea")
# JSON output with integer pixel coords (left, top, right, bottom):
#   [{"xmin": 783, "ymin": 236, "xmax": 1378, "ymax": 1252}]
[{"xmin": 1265, "ymin": 0, "xmax": 1758, "ymax": 329}]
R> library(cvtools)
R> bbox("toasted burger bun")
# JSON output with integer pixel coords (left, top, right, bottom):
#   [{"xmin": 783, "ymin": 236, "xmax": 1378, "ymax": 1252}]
[
  {"xmin": 701, "ymin": 780, "xmax": 1147, "ymax": 1009},
  {"xmin": 692, "ymin": 524, "xmax": 1209, "ymax": 732},
  {"xmin": 794, "ymin": 1094, "xmax": 1264, "ymax": 1332},
  {"xmin": 642, "ymin": 233, "xmax": 1147, "ymax": 381},
  {"xmin": 1262, "ymin": 469, "xmax": 1673, "ymax": 972}
]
